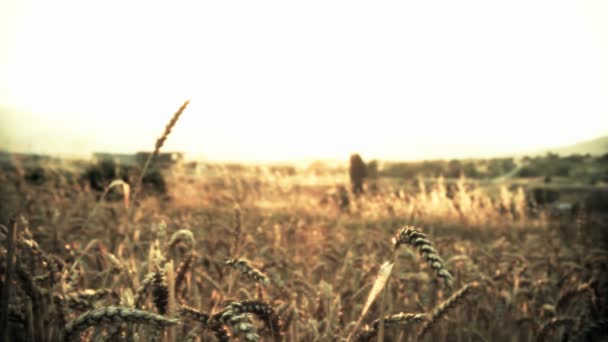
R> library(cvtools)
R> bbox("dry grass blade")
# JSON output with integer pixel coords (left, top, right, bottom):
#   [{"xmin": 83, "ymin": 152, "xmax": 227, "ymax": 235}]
[
  {"xmin": 347, "ymin": 261, "xmax": 394, "ymax": 342},
  {"xmin": 85, "ymin": 179, "xmax": 130, "ymax": 227},
  {"xmin": 166, "ymin": 260, "xmax": 176, "ymax": 342},
  {"xmin": 174, "ymin": 253, "xmax": 193, "ymax": 296},
  {"xmin": 67, "ymin": 288, "xmax": 116, "ymax": 302}
]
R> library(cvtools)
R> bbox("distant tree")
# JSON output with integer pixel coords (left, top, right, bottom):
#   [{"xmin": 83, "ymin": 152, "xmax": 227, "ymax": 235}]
[
  {"xmin": 501, "ymin": 158, "xmax": 516, "ymax": 172},
  {"xmin": 462, "ymin": 161, "xmax": 480, "ymax": 178},
  {"xmin": 517, "ymin": 166, "xmax": 541, "ymax": 178},
  {"xmin": 554, "ymin": 164, "xmax": 571, "ymax": 177},
  {"xmin": 24, "ymin": 166, "xmax": 46, "ymax": 185},
  {"xmin": 487, "ymin": 159, "xmax": 503, "ymax": 178},
  {"xmin": 349, "ymin": 154, "xmax": 367, "ymax": 196},
  {"xmin": 367, "ymin": 160, "xmax": 379, "ymax": 179},
  {"xmin": 565, "ymin": 154, "xmax": 585, "ymax": 163},
  {"xmin": 447, "ymin": 159, "xmax": 462, "ymax": 178}
]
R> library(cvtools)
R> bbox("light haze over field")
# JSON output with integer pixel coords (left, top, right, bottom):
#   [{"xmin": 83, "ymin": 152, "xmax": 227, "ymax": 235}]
[{"xmin": 1, "ymin": 1, "xmax": 607, "ymax": 162}]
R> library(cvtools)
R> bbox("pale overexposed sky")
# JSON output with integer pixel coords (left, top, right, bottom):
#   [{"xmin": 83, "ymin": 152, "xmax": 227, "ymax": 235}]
[{"xmin": 0, "ymin": 1, "xmax": 607, "ymax": 161}]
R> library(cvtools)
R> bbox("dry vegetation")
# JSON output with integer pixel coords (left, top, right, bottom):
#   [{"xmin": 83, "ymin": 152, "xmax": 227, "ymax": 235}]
[{"xmin": 1, "ymin": 105, "xmax": 607, "ymax": 341}]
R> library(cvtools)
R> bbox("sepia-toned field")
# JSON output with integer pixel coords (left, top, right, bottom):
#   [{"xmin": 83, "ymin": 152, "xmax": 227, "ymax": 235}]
[
  {"xmin": 1, "ymin": 156, "xmax": 607, "ymax": 342},
  {"xmin": 1, "ymin": 109, "xmax": 607, "ymax": 342}
]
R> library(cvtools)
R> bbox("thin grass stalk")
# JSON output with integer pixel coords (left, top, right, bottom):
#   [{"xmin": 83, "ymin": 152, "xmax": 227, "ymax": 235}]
[
  {"xmin": 0, "ymin": 221, "xmax": 16, "ymax": 341},
  {"xmin": 132, "ymin": 99, "xmax": 190, "ymax": 204},
  {"xmin": 165, "ymin": 261, "xmax": 176, "ymax": 342},
  {"xmin": 377, "ymin": 247, "xmax": 398, "ymax": 342}
]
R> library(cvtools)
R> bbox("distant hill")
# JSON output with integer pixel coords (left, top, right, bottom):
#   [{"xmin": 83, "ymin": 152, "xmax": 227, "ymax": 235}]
[{"xmin": 522, "ymin": 136, "xmax": 608, "ymax": 157}]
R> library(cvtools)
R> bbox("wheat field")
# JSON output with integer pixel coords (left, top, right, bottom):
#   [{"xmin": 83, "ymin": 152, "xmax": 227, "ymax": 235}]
[{"xmin": 0, "ymin": 109, "xmax": 606, "ymax": 342}]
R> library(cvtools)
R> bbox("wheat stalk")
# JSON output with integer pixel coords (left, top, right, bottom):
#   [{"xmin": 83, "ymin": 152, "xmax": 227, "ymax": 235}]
[
  {"xmin": 536, "ymin": 317, "xmax": 576, "ymax": 342},
  {"xmin": 418, "ymin": 282, "xmax": 479, "ymax": 338},
  {"xmin": 133, "ymin": 99, "xmax": 189, "ymax": 202},
  {"xmin": 555, "ymin": 282, "xmax": 592, "ymax": 314},
  {"xmin": 174, "ymin": 254, "xmax": 193, "ymax": 297},
  {"xmin": 571, "ymin": 320, "xmax": 608, "ymax": 342},
  {"xmin": 355, "ymin": 312, "xmax": 426, "ymax": 342}
]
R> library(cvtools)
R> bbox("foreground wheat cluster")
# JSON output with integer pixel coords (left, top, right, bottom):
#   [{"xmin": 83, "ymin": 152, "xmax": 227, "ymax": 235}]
[{"xmin": 1, "ymin": 101, "xmax": 606, "ymax": 341}]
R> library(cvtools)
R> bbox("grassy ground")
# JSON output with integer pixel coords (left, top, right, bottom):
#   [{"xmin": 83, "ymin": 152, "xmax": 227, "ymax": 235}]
[{"xmin": 0, "ymin": 161, "xmax": 607, "ymax": 341}]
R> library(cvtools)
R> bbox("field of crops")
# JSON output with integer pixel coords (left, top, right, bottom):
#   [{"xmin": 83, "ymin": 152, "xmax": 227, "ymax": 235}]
[{"xmin": 1, "ymin": 154, "xmax": 607, "ymax": 342}]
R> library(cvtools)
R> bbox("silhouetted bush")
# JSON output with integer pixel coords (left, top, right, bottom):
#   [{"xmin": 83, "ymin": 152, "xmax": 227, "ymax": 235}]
[
  {"xmin": 82, "ymin": 160, "xmax": 167, "ymax": 196},
  {"xmin": 530, "ymin": 187, "xmax": 560, "ymax": 205},
  {"xmin": 583, "ymin": 189, "xmax": 608, "ymax": 214},
  {"xmin": 349, "ymin": 154, "xmax": 366, "ymax": 195},
  {"xmin": 24, "ymin": 166, "xmax": 46, "ymax": 185}
]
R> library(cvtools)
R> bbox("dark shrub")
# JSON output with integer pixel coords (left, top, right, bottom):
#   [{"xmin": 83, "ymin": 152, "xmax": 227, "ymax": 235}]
[
  {"xmin": 24, "ymin": 166, "xmax": 46, "ymax": 185},
  {"xmin": 349, "ymin": 154, "xmax": 367, "ymax": 196},
  {"xmin": 530, "ymin": 187, "xmax": 560, "ymax": 205},
  {"xmin": 584, "ymin": 189, "xmax": 608, "ymax": 214},
  {"xmin": 82, "ymin": 160, "xmax": 167, "ymax": 196}
]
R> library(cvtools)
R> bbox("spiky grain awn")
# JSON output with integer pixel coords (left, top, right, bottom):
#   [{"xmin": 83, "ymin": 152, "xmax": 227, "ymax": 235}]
[
  {"xmin": 418, "ymin": 282, "xmax": 479, "ymax": 339},
  {"xmin": 355, "ymin": 312, "xmax": 426, "ymax": 342},
  {"xmin": 178, "ymin": 306, "xmax": 229, "ymax": 342},
  {"xmin": 213, "ymin": 305, "xmax": 260, "ymax": 342},
  {"xmin": 60, "ymin": 306, "xmax": 178, "ymax": 341},
  {"xmin": 225, "ymin": 258, "xmax": 270, "ymax": 286},
  {"xmin": 394, "ymin": 226, "xmax": 454, "ymax": 288}
]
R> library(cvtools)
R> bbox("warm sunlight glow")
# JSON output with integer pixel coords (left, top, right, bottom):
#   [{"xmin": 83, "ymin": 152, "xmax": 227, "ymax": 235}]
[{"xmin": 1, "ymin": 0, "xmax": 607, "ymax": 161}]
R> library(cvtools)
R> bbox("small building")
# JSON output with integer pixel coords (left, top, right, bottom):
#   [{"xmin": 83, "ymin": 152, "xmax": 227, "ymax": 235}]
[
  {"xmin": 135, "ymin": 151, "xmax": 184, "ymax": 169},
  {"xmin": 92, "ymin": 153, "xmax": 137, "ymax": 166}
]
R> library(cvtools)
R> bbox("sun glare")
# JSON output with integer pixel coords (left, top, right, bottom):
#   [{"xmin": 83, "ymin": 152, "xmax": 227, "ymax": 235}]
[{"xmin": 1, "ymin": 1, "xmax": 607, "ymax": 161}]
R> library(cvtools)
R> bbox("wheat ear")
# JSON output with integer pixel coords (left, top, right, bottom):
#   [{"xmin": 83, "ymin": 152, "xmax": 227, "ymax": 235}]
[
  {"xmin": 61, "ymin": 306, "xmax": 178, "ymax": 341},
  {"xmin": 394, "ymin": 226, "xmax": 454, "ymax": 288},
  {"xmin": 133, "ymin": 99, "xmax": 189, "ymax": 200},
  {"xmin": 226, "ymin": 258, "xmax": 270, "ymax": 286}
]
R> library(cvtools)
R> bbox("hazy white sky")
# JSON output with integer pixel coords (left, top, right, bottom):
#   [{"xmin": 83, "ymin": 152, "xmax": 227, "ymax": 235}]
[{"xmin": 1, "ymin": 0, "xmax": 607, "ymax": 161}]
